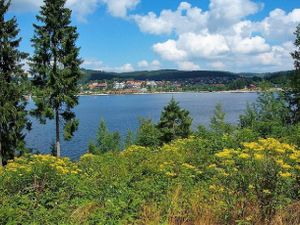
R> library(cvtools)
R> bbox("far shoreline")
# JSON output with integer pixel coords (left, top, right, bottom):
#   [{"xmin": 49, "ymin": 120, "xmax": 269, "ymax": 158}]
[{"xmin": 78, "ymin": 89, "xmax": 261, "ymax": 97}]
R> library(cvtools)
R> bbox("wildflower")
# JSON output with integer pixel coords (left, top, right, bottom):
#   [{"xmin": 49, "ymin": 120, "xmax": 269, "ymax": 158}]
[
  {"xmin": 254, "ymin": 154, "xmax": 264, "ymax": 160},
  {"xmin": 208, "ymin": 164, "xmax": 217, "ymax": 169},
  {"xmin": 279, "ymin": 172, "xmax": 292, "ymax": 178},
  {"xmin": 165, "ymin": 172, "xmax": 177, "ymax": 177},
  {"xmin": 239, "ymin": 153, "xmax": 250, "ymax": 159},
  {"xmin": 215, "ymin": 149, "xmax": 233, "ymax": 158},
  {"xmin": 263, "ymin": 189, "xmax": 272, "ymax": 195},
  {"xmin": 182, "ymin": 163, "xmax": 196, "ymax": 170}
]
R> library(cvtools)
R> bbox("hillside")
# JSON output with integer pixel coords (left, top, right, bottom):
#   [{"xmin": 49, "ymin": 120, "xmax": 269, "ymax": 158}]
[{"xmin": 80, "ymin": 69, "xmax": 294, "ymax": 84}]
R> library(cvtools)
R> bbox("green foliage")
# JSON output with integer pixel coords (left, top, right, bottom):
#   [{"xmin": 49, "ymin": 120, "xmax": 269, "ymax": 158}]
[
  {"xmin": 210, "ymin": 104, "xmax": 234, "ymax": 134},
  {"xmin": 89, "ymin": 120, "xmax": 121, "ymax": 154},
  {"xmin": 1, "ymin": 136, "xmax": 300, "ymax": 224},
  {"xmin": 0, "ymin": 0, "xmax": 30, "ymax": 166},
  {"xmin": 286, "ymin": 24, "xmax": 300, "ymax": 124},
  {"xmin": 240, "ymin": 91, "xmax": 289, "ymax": 137},
  {"xmin": 136, "ymin": 118, "xmax": 161, "ymax": 147},
  {"xmin": 30, "ymin": 0, "xmax": 82, "ymax": 156},
  {"xmin": 157, "ymin": 98, "xmax": 192, "ymax": 143},
  {"xmin": 124, "ymin": 129, "xmax": 135, "ymax": 149}
]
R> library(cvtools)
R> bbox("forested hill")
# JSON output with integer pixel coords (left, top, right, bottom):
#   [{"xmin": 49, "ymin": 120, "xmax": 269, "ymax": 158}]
[{"xmin": 80, "ymin": 69, "xmax": 294, "ymax": 83}]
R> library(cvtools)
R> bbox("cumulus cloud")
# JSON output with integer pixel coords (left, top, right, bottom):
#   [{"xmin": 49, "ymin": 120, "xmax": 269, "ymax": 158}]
[
  {"xmin": 10, "ymin": 0, "xmax": 42, "ymax": 12},
  {"xmin": 177, "ymin": 61, "xmax": 200, "ymax": 71},
  {"xmin": 10, "ymin": 0, "xmax": 139, "ymax": 21},
  {"xmin": 137, "ymin": 60, "xmax": 161, "ymax": 70},
  {"xmin": 83, "ymin": 59, "xmax": 135, "ymax": 72},
  {"xmin": 132, "ymin": 0, "xmax": 299, "ymax": 72},
  {"xmin": 255, "ymin": 8, "xmax": 300, "ymax": 42},
  {"xmin": 153, "ymin": 40, "xmax": 187, "ymax": 61},
  {"xmin": 208, "ymin": 0, "xmax": 262, "ymax": 31},
  {"xmin": 133, "ymin": 2, "xmax": 208, "ymax": 35}
]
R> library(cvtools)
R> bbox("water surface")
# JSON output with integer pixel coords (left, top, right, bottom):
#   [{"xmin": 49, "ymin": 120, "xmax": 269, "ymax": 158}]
[{"xmin": 26, "ymin": 92, "xmax": 257, "ymax": 159}]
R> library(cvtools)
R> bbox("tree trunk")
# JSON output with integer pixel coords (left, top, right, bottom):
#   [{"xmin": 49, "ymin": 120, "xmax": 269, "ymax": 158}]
[
  {"xmin": 55, "ymin": 109, "xmax": 61, "ymax": 157},
  {"xmin": 0, "ymin": 141, "xmax": 3, "ymax": 167}
]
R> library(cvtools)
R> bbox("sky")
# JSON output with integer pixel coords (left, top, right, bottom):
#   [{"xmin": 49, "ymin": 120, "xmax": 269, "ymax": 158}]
[{"xmin": 7, "ymin": 0, "xmax": 300, "ymax": 73}]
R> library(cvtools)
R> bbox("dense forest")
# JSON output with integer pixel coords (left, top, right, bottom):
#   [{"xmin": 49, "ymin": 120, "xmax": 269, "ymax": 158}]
[{"xmin": 80, "ymin": 68, "xmax": 295, "ymax": 83}]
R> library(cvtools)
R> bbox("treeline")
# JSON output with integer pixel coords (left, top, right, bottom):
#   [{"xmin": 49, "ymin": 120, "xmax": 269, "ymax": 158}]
[{"xmin": 80, "ymin": 68, "xmax": 294, "ymax": 84}]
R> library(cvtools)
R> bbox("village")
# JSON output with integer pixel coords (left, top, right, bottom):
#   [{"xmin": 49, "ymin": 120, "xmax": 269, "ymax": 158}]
[{"xmin": 80, "ymin": 76, "xmax": 258, "ymax": 95}]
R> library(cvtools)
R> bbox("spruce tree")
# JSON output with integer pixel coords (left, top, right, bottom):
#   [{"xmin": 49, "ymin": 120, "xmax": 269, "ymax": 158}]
[
  {"xmin": 30, "ymin": 0, "xmax": 82, "ymax": 157},
  {"xmin": 288, "ymin": 24, "xmax": 300, "ymax": 124},
  {"xmin": 0, "ymin": 0, "xmax": 29, "ymax": 166},
  {"xmin": 157, "ymin": 98, "xmax": 192, "ymax": 143}
]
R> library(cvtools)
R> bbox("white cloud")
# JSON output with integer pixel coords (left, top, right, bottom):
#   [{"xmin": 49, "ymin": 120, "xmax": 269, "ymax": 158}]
[
  {"xmin": 103, "ymin": 0, "xmax": 140, "ymax": 18},
  {"xmin": 153, "ymin": 40, "xmax": 187, "ymax": 61},
  {"xmin": 10, "ymin": 0, "xmax": 140, "ymax": 21},
  {"xmin": 82, "ymin": 59, "xmax": 104, "ymax": 70},
  {"xmin": 116, "ymin": 63, "xmax": 134, "ymax": 72},
  {"xmin": 256, "ymin": 8, "xmax": 300, "ymax": 42},
  {"xmin": 210, "ymin": 61, "xmax": 226, "ymax": 70},
  {"xmin": 231, "ymin": 36, "xmax": 270, "ymax": 54},
  {"xmin": 177, "ymin": 61, "xmax": 200, "ymax": 71},
  {"xmin": 134, "ymin": 1, "xmax": 299, "ymax": 72},
  {"xmin": 137, "ymin": 60, "xmax": 161, "ymax": 70},
  {"xmin": 10, "ymin": 0, "xmax": 42, "ymax": 12},
  {"xmin": 83, "ymin": 59, "xmax": 135, "ymax": 72},
  {"xmin": 208, "ymin": 0, "xmax": 262, "ymax": 31},
  {"xmin": 138, "ymin": 60, "xmax": 149, "ymax": 68},
  {"xmin": 177, "ymin": 32, "xmax": 230, "ymax": 58},
  {"xmin": 133, "ymin": 2, "xmax": 208, "ymax": 35}
]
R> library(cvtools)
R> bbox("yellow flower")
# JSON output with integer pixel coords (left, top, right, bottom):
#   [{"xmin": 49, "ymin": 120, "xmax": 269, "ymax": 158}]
[
  {"xmin": 263, "ymin": 189, "xmax": 272, "ymax": 195},
  {"xmin": 215, "ymin": 149, "xmax": 234, "ymax": 158},
  {"xmin": 182, "ymin": 163, "xmax": 196, "ymax": 170},
  {"xmin": 165, "ymin": 172, "xmax": 177, "ymax": 177},
  {"xmin": 279, "ymin": 172, "xmax": 292, "ymax": 178},
  {"xmin": 208, "ymin": 164, "xmax": 217, "ymax": 169},
  {"xmin": 254, "ymin": 154, "xmax": 264, "ymax": 160},
  {"xmin": 239, "ymin": 153, "xmax": 250, "ymax": 159}
]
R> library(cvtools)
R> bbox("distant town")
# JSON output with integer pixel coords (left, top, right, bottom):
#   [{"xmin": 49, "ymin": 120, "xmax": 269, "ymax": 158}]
[{"xmin": 80, "ymin": 76, "xmax": 260, "ymax": 95}]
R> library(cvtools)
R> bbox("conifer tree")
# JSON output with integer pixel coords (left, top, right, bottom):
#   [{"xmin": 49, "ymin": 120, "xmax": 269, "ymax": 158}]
[
  {"xmin": 30, "ymin": 0, "xmax": 82, "ymax": 157},
  {"xmin": 0, "ymin": 0, "xmax": 29, "ymax": 166},
  {"xmin": 288, "ymin": 24, "xmax": 300, "ymax": 124},
  {"xmin": 136, "ymin": 118, "xmax": 161, "ymax": 147},
  {"xmin": 157, "ymin": 98, "xmax": 192, "ymax": 143}
]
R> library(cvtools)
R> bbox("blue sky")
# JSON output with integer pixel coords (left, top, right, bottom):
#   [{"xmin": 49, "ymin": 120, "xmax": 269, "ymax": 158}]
[{"xmin": 8, "ymin": 0, "xmax": 300, "ymax": 72}]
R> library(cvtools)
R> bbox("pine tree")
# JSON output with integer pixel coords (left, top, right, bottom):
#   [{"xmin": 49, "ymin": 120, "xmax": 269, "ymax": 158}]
[
  {"xmin": 157, "ymin": 98, "xmax": 192, "ymax": 143},
  {"xmin": 0, "ymin": 0, "xmax": 29, "ymax": 166},
  {"xmin": 288, "ymin": 24, "xmax": 300, "ymax": 124},
  {"xmin": 30, "ymin": 0, "xmax": 82, "ymax": 157},
  {"xmin": 136, "ymin": 118, "xmax": 161, "ymax": 147},
  {"xmin": 93, "ymin": 120, "xmax": 120, "ymax": 154},
  {"xmin": 210, "ymin": 104, "xmax": 235, "ymax": 134}
]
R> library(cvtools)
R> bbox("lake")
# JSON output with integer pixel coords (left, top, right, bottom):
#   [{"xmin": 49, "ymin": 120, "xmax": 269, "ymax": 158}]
[{"xmin": 25, "ymin": 92, "xmax": 258, "ymax": 159}]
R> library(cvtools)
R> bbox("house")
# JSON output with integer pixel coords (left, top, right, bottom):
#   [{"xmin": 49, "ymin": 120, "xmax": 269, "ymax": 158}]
[
  {"xmin": 146, "ymin": 81, "xmax": 157, "ymax": 88},
  {"xmin": 88, "ymin": 82, "xmax": 107, "ymax": 90},
  {"xmin": 113, "ymin": 82, "xmax": 125, "ymax": 90},
  {"xmin": 126, "ymin": 80, "xmax": 143, "ymax": 89}
]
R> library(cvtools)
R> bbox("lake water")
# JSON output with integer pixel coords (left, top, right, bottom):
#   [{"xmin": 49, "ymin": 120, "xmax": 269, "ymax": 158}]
[{"xmin": 25, "ymin": 92, "xmax": 258, "ymax": 159}]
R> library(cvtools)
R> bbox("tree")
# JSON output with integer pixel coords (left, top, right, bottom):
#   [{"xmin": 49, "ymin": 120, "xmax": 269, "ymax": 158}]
[
  {"xmin": 0, "ymin": 0, "xmax": 30, "ymax": 166},
  {"xmin": 287, "ymin": 24, "xmax": 300, "ymax": 124},
  {"xmin": 124, "ymin": 129, "xmax": 135, "ymax": 149},
  {"xmin": 89, "ymin": 120, "xmax": 121, "ymax": 154},
  {"xmin": 30, "ymin": 0, "xmax": 82, "ymax": 157},
  {"xmin": 240, "ymin": 91, "xmax": 289, "ymax": 137},
  {"xmin": 157, "ymin": 98, "xmax": 192, "ymax": 143},
  {"xmin": 210, "ymin": 104, "xmax": 233, "ymax": 134},
  {"xmin": 136, "ymin": 118, "xmax": 161, "ymax": 147}
]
